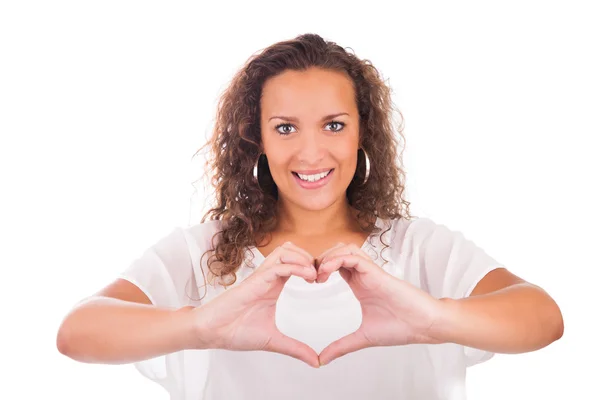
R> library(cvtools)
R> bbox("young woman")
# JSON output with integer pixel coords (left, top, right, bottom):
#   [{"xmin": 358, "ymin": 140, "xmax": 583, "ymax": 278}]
[{"xmin": 56, "ymin": 33, "xmax": 564, "ymax": 400}]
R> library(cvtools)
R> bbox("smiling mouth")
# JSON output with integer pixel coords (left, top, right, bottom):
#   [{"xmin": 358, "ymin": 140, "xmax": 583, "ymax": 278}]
[{"xmin": 291, "ymin": 168, "xmax": 334, "ymax": 180}]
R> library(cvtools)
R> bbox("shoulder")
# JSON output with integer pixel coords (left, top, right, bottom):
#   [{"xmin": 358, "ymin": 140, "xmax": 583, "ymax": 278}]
[
  {"xmin": 384, "ymin": 216, "xmax": 439, "ymax": 243},
  {"xmin": 139, "ymin": 220, "xmax": 224, "ymax": 258},
  {"xmin": 182, "ymin": 219, "xmax": 224, "ymax": 250},
  {"xmin": 382, "ymin": 216, "xmax": 468, "ymax": 255},
  {"xmin": 396, "ymin": 216, "xmax": 462, "ymax": 241}
]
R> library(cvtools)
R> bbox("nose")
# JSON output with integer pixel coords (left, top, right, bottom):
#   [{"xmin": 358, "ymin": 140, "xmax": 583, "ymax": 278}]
[{"xmin": 297, "ymin": 131, "xmax": 326, "ymax": 165}]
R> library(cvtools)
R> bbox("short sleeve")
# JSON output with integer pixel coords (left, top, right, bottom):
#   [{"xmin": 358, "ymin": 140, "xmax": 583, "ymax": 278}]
[
  {"xmin": 118, "ymin": 227, "xmax": 194, "ymax": 309},
  {"xmin": 416, "ymin": 218, "xmax": 505, "ymax": 367},
  {"xmin": 117, "ymin": 227, "xmax": 195, "ymax": 395}
]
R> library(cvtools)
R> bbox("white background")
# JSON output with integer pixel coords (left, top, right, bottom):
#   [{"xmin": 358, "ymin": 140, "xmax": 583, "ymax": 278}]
[{"xmin": 1, "ymin": 0, "xmax": 598, "ymax": 399}]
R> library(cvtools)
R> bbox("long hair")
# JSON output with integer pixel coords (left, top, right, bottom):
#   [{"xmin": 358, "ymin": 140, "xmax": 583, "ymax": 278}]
[{"xmin": 191, "ymin": 33, "xmax": 414, "ymax": 294}]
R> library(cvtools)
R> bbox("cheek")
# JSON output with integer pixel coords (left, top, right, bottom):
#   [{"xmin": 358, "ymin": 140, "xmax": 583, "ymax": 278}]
[
  {"xmin": 264, "ymin": 149, "xmax": 289, "ymax": 177},
  {"xmin": 335, "ymin": 143, "xmax": 359, "ymax": 169}
]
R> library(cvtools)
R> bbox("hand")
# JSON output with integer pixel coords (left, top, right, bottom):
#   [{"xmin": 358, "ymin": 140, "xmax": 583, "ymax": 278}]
[
  {"xmin": 315, "ymin": 243, "xmax": 445, "ymax": 366},
  {"xmin": 191, "ymin": 242, "xmax": 320, "ymax": 368}
]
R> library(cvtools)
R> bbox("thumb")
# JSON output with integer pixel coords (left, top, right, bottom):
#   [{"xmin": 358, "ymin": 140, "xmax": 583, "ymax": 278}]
[
  {"xmin": 318, "ymin": 330, "xmax": 369, "ymax": 366},
  {"xmin": 264, "ymin": 330, "xmax": 320, "ymax": 368}
]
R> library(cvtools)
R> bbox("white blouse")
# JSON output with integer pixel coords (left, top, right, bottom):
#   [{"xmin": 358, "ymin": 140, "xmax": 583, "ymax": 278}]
[{"xmin": 119, "ymin": 216, "xmax": 504, "ymax": 400}]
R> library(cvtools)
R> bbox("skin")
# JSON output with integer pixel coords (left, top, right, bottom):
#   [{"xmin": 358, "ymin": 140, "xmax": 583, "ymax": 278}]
[
  {"xmin": 257, "ymin": 66, "xmax": 564, "ymax": 367},
  {"xmin": 57, "ymin": 67, "xmax": 562, "ymax": 370},
  {"xmin": 259, "ymin": 66, "xmax": 369, "ymax": 254}
]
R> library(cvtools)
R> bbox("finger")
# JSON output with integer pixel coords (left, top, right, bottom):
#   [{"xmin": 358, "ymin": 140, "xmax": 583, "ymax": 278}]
[
  {"xmin": 277, "ymin": 254, "xmax": 316, "ymax": 284},
  {"xmin": 318, "ymin": 330, "xmax": 369, "ymax": 366},
  {"xmin": 321, "ymin": 243, "xmax": 371, "ymax": 265},
  {"xmin": 317, "ymin": 255, "xmax": 373, "ymax": 283},
  {"xmin": 262, "ymin": 245, "xmax": 313, "ymax": 270},
  {"xmin": 264, "ymin": 246, "xmax": 317, "ymax": 283},
  {"xmin": 338, "ymin": 267, "xmax": 352, "ymax": 284},
  {"xmin": 318, "ymin": 254, "xmax": 373, "ymax": 275},
  {"xmin": 265, "ymin": 330, "xmax": 320, "ymax": 368},
  {"xmin": 315, "ymin": 242, "xmax": 346, "ymax": 267},
  {"xmin": 281, "ymin": 242, "xmax": 316, "ymax": 267},
  {"xmin": 260, "ymin": 262, "xmax": 317, "ymax": 284},
  {"xmin": 278, "ymin": 251, "xmax": 315, "ymax": 269}
]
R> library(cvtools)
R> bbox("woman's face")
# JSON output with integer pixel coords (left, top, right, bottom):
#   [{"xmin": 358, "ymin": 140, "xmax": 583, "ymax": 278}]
[{"xmin": 260, "ymin": 66, "xmax": 360, "ymax": 211}]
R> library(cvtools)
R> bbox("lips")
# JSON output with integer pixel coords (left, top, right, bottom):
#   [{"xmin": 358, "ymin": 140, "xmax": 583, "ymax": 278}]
[
  {"xmin": 292, "ymin": 168, "xmax": 334, "ymax": 189},
  {"xmin": 292, "ymin": 168, "xmax": 334, "ymax": 178},
  {"xmin": 292, "ymin": 168, "xmax": 333, "ymax": 175}
]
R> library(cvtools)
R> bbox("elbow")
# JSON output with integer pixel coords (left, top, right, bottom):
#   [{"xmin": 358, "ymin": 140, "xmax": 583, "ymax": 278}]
[
  {"xmin": 56, "ymin": 320, "xmax": 89, "ymax": 362},
  {"xmin": 530, "ymin": 284, "xmax": 564, "ymax": 346},
  {"xmin": 56, "ymin": 297, "xmax": 102, "ymax": 358},
  {"xmin": 56, "ymin": 310, "xmax": 83, "ymax": 358},
  {"xmin": 56, "ymin": 323, "xmax": 73, "ymax": 357},
  {"xmin": 552, "ymin": 303, "xmax": 564, "ymax": 342},
  {"xmin": 543, "ymin": 294, "xmax": 564, "ymax": 345}
]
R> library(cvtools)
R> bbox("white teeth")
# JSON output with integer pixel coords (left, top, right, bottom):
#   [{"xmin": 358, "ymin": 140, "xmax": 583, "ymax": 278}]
[{"xmin": 297, "ymin": 169, "xmax": 331, "ymax": 182}]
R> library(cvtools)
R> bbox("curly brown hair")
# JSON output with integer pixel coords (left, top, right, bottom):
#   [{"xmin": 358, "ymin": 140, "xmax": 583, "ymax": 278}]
[{"xmin": 191, "ymin": 33, "xmax": 415, "ymax": 295}]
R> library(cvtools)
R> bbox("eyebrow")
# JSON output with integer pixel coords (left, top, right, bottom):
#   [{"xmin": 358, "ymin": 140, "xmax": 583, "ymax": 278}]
[{"xmin": 268, "ymin": 112, "xmax": 349, "ymax": 123}]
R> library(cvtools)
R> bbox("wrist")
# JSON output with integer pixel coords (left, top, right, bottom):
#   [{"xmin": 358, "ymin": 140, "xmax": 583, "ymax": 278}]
[
  {"xmin": 428, "ymin": 297, "xmax": 462, "ymax": 345},
  {"xmin": 173, "ymin": 306, "xmax": 207, "ymax": 351},
  {"xmin": 185, "ymin": 305, "xmax": 223, "ymax": 350}
]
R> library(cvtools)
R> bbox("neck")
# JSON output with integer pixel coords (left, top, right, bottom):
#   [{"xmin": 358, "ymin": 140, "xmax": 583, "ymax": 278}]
[{"xmin": 275, "ymin": 197, "xmax": 361, "ymax": 236}]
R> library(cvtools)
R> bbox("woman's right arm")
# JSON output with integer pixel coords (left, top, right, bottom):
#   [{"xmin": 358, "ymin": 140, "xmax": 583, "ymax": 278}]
[
  {"xmin": 57, "ymin": 241, "xmax": 323, "ymax": 368},
  {"xmin": 56, "ymin": 278, "xmax": 205, "ymax": 365}
]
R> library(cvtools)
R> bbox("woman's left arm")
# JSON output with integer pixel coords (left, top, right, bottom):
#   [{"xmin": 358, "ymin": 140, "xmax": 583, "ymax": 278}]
[{"xmin": 432, "ymin": 268, "xmax": 564, "ymax": 354}]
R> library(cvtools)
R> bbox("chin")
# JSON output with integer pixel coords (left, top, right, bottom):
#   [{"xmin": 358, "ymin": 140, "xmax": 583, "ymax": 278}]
[{"xmin": 286, "ymin": 191, "xmax": 343, "ymax": 212}]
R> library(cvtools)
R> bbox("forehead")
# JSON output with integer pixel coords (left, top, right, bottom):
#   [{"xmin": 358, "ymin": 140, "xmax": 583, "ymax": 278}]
[{"xmin": 260, "ymin": 67, "xmax": 356, "ymax": 114}]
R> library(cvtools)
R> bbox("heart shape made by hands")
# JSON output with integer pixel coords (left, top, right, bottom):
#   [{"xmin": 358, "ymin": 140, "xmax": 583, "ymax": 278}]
[{"xmin": 274, "ymin": 242, "xmax": 446, "ymax": 367}]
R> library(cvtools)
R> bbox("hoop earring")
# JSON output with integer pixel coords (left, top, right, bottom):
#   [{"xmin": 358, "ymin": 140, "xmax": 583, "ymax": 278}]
[
  {"xmin": 360, "ymin": 147, "xmax": 370, "ymax": 185},
  {"xmin": 254, "ymin": 151, "xmax": 368, "ymax": 184},
  {"xmin": 253, "ymin": 153, "xmax": 263, "ymax": 183}
]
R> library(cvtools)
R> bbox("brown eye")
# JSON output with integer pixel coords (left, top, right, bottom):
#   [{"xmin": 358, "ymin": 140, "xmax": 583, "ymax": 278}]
[
  {"xmin": 274, "ymin": 120, "xmax": 345, "ymax": 136},
  {"xmin": 325, "ymin": 120, "xmax": 346, "ymax": 133},
  {"xmin": 275, "ymin": 123, "xmax": 296, "ymax": 136}
]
